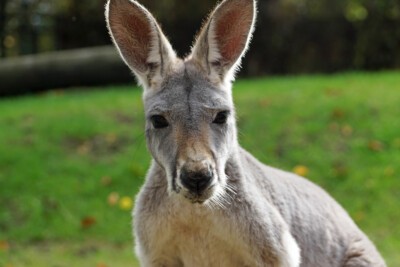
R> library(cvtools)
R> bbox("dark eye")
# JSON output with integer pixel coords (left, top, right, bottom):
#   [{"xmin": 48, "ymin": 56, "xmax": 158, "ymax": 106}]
[
  {"xmin": 213, "ymin": 111, "xmax": 229, "ymax": 124},
  {"xmin": 151, "ymin": 115, "xmax": 169, "ymax": 129}
]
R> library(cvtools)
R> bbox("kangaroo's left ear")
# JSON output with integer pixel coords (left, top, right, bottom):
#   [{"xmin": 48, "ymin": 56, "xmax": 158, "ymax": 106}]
[{"xmin": 189, "ymin": 0, "xmax": 256, "ymax": 84}]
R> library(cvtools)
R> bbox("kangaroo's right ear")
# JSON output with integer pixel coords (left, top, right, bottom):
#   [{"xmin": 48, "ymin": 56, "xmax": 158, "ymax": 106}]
[{"xmin": 106, "ymin": 0, "xmax": 177, "ymax": 89}]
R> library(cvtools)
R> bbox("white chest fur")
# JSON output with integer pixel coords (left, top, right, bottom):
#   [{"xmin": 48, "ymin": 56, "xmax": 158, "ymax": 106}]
[{"xmin": 137, "ymin": 198, "xmax": 258, "ymax": 267}]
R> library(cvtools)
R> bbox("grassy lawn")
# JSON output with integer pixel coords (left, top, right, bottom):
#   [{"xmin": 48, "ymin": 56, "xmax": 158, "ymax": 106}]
[{"xmin": 0, "ymin": 71, "xmax": 399, "ymax": 266}]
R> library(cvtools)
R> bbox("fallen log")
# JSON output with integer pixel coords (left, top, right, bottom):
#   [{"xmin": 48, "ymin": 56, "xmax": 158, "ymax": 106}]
[{"xmin": 0, "ymin": 46, "xmax": 133, "ymax": 96}]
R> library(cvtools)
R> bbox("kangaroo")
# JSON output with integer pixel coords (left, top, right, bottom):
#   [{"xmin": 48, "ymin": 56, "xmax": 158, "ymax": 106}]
[{"xmin": 106, "ymin": 0, "xmax": 386, "ymax": 266}]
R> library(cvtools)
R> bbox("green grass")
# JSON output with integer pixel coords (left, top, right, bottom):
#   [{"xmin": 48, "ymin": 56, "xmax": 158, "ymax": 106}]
[
  {"xmin": 0, "ymin": 71, "xmax": 399, "ymax": 266},
  {"xmin": 2, "ymin": 242, "xmax": 138, "ymax": 267}
]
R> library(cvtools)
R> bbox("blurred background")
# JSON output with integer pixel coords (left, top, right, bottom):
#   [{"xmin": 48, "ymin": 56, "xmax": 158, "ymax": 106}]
[
  {"xmin": 0, "ymin": 0, "xmax": 400, "ymax": 95},
  {"xmin": 0, "ymin": 0, "xmax": 399, "ymax": 266}
]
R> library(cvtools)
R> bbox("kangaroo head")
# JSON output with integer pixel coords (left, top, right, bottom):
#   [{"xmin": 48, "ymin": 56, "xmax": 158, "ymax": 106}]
[{"xmin": 106, "ymin": 0, "xmax": 256, "ymax": 204}]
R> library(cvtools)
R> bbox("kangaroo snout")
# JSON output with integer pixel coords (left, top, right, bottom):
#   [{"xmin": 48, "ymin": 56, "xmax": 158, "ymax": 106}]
[
  {"xmin": 176, "ymin": 140, "xmax": 217, "ymax": 199},
  {"xmin": 180, "ymin": 166, "xmax": 213, "ymax": 194}
]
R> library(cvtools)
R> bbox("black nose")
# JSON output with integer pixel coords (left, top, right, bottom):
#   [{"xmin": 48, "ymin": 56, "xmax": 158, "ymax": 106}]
[{"xmin": 180, "ymin": 168, "xmax": 213, "ymax": 194}]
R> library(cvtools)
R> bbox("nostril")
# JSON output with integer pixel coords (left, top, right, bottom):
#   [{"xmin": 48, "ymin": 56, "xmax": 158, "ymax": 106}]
[
  {"xmin": 180, "ymin": 169, "xmax": 213, "ymax": 193},
  {"xmin": 196, "ymin": 174, "xmax": 211, "ymax": 189}
]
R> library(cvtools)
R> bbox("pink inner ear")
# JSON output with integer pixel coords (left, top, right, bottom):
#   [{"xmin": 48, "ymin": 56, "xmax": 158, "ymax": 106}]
[
  {"xmin": 214, "ymin": 4, "xmax": 253, "ymax": 65},
  {"xmin": 109, "ymin": 4, "xmax": 152, "ymax": 72}
]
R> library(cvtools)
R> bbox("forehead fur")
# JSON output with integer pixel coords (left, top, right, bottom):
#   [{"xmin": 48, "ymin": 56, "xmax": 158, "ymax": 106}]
[{"xmin": 144, "ymin": 62, "xmax": 233, "ymax": 114}]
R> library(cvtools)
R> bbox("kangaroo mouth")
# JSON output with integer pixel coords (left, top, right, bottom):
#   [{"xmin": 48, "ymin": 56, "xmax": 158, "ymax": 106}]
[
  {"xmin": 191, "ymin": 199, "xmax": 206, "ymax": 204},
  {"xmin": 183, "ymin": 183, "xmax": 216, "ymax": 204}
]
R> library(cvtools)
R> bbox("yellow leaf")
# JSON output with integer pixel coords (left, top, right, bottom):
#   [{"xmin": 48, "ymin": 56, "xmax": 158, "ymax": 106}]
[
  {"xmin": 293, "ymin": 165, "xmax": 309, "ymax": 177},
  {"xmin": 119, "ymin": 196, "xmax": 133, "ymax": 210}
]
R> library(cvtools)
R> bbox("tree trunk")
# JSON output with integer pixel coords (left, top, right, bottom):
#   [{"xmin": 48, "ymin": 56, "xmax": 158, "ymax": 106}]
[
  {"xmin": 0, "ymin": 0, "xmax": 7, "ymax": 58},
  {"xmin": 0, "ymin": 46, "xmax": 133, "ymax": 96}
]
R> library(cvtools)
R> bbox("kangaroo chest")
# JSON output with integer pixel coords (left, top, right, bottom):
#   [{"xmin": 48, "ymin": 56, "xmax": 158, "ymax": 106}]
[{"xmin": 146, "ymin": 203, "xmax": 256, "ymax": 267}]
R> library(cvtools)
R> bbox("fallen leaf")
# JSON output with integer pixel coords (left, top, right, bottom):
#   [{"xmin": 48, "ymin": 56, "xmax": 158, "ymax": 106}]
[
  {"xmin": 77, "ymin": 142, "xmax": 91, "ymax": 155},
  {"xmin": 329, "ymin": 122, "xmax": 340, "ymax": 132},
  {"xmin": 108, "ymin": 192, "xmax": 120, "ymax": 206},
  {"xmin": 368, "ymin": 140, "xmax": 383, "ymax": 152},
  {"xmin": 101, "ymin": 176, "xmax": 113, "ymax": 186},
  {"xmin": 258, "ymin": 99, "xmax": 270, "ymax": 108},
  {"xmin": 119, "ymin": 196, "xmax": 133, "ymax": 210},
  {"xmin": 341, "ymin": 124, "xmax": 353, "ymax": 137},
  {"xmin": 97, "ymin": 263, "xmax": 108, "ymax": 267},
  {"xmin": 105, "ymin": 133, "xmax": 117, "ymax": 145},
  {"xmin": 384, "ymin": 167, "xmax": 394, "ymax": 177},
  {"xmin": 324, "ymin": 88, "xmax": 342, "ymax": 97},
  {"xmin": 0, "ymin": 240, "xmax": 10, "ymax": 251},
  {"xmin": 81, "ymin": 216, "xmax": 96, "ymax": 229},
  {"xmin": 333, "ymin": 163, "xmax": 348, "ymax": 177},
  {"xmin": 293, "ymin": 165, "xmax": 309, "ymax": 177},
  {"xmin": 331, "ymin": 108, "xmax": 345, "ymax": 120}
]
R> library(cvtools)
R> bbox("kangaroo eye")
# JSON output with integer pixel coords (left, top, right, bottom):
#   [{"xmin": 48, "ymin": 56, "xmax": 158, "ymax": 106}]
[
  {"xmin": 213, "ymin": 111, "xmax": 229, "ymax": 124},
  {"xmin": 151, "ymin": 115, "xmax": 169, "ymax": 129}
]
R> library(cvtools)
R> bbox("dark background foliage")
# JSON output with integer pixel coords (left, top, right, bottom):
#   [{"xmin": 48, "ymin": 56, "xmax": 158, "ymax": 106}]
[{"xmin": 1, "ymin": 0, "xmax": 399, "ymax": 75}]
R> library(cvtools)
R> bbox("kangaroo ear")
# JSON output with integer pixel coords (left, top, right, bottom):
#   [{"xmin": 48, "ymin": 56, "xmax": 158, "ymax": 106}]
[
  {"xmin": 190, "ymin": 0, "xmax": 256, "ymax": 84},
  {"xmin": 106, "ymin": 0, "xmax": 177, "ymax": 89}
]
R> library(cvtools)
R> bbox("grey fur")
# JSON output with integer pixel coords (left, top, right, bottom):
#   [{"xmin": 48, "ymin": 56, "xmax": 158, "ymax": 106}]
[{"xmin": 106, "ymin": 0, "xmax": 386, "ymax": 266}]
